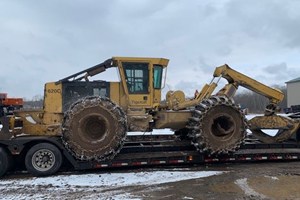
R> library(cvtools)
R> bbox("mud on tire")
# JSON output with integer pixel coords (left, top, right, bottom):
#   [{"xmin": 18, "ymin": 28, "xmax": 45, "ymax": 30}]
[
  {"xmin": 62, "ymin": 96, "xmax": 127, "ymax": 161},
  {"xmin": 188, "ymin": 96, "xmax": 247, "ymax": 154}
]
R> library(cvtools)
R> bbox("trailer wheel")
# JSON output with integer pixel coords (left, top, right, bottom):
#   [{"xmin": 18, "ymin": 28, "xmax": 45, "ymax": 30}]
[
  {"xmin": 25, "ymin": 143, "xmax": 62, "ymax": 177},
  {"xmin": 0, "ymin": 147, "xmax": 12, "ymax": 177}
]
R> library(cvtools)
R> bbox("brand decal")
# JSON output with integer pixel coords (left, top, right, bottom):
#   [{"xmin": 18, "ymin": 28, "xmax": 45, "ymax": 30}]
[
  {"xmin": 131, "ymin": 100, "xmax": 147, "ymax": 104},
  {"xmin": 47, "ymin": 89, "xmax": 61, "ymax": 93}
]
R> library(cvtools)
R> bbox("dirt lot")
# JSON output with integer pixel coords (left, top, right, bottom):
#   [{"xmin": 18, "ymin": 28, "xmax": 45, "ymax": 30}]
[
  {"xmin": 140, "ymin": 162, "xmax": 300, "ymax": 200},
  {"xmin": 1, "ymin": 162, "xmax": 300, "ymax": 200}
]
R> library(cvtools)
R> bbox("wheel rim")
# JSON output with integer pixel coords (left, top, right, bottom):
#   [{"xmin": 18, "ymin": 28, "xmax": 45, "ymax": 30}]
[
  {"xmin": 79, "ymin": 114, "xmax": 109, "ymax": 141},
  {"xmin": 31, "ymin": 149, "xmax": 55, "ymax": 172},
  {"xmin": 210, "ymin": 114, "xmax": 236, "ymax": 137}
]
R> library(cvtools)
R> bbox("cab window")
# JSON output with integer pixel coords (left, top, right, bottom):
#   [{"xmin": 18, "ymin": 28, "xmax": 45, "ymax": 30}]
[{"xmin": 153, "ymin": 65, "xmax": 163, "ymax": 89}]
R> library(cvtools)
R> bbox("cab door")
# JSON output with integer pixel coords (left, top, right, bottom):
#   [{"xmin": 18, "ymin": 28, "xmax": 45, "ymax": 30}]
[{"xmin": 120, "ymin": 62, "xmax": 152, "ymax": 108}]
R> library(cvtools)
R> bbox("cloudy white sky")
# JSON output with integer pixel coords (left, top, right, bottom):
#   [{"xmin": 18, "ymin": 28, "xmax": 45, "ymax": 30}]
[{"xmin": 1, "ymin": 0, "xmax": 300, "ymax": 99}]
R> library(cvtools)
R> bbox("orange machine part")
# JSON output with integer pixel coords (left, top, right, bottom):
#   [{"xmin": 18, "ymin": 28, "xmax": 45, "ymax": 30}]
[
  {"xmin": 0, "ymin": 93, "xmax": 7, "ymax": 99},
  {"xmin": 1, "ymin": 98, "xmax": 23, "ymax": 106}
]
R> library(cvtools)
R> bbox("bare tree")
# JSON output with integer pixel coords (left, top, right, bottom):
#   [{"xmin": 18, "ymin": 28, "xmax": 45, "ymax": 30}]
[{"xmin": 23, "ymin": 95, "xmax": 44, "ymax": 109}]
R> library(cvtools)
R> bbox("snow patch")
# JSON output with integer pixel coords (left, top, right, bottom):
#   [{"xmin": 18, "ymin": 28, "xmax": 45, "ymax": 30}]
[
  {"xmin": 0, "ymin": 170, "xmax": 223, "ymax": 200},
  {"xmin": 0, "ymin": 170, "xmax": 223, "ymax": 188},
  {"xmin": 127, "ymin": 128, "xmax": 174, "ymax": 135},
  {"xmin": 264, "ymin": 175, "xmax": 279, "ymax": 180},
  {"xmin": 235, "ymin": 178, "xmax": 267, "ymax": 199},
  {"xmin": 183, "ymin": 196, "xmax": 194, "ymax": 199}
]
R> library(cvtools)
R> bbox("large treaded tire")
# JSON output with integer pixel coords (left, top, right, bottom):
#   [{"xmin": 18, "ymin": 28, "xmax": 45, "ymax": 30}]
[
  {"xmin": 62, "ymin": 96, "xmax": 127, "ymax": 161},
  {"xmin": 188, "ymin": 96, "xmax": 247, "ymax": 154},
  {"xmin": 25, "ymin": 143, "xmax": 62, "ymax": 177},
  {"xmin": 0, "ymin": 147, "xmax": 12, "ymax": 177}
]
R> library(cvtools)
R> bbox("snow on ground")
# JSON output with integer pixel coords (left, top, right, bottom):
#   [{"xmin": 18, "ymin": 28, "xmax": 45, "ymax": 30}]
[
  {"xmin": 127, "ymin": 128, "xmax": 173, "ymax": 136},
  {"xmin": 235, "ymin": 178, "xmax": 267, "ymax": 199},
  {"xmin": 0, "ymin": 169, "xmax": 223, "ymax": 200},
  {"xmin": 0, "ymin": 170, "xmax": 222, "ymax": 188}
]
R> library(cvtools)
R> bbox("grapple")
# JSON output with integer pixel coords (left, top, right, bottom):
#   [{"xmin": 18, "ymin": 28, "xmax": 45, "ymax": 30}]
[{"xmin": 249, "ymin": 115, "xmax": 300, "ymax": 143}]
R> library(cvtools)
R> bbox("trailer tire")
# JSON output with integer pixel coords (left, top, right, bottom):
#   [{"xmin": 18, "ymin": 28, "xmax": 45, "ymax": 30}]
[
  {"xmin": 25, "ymin": 143, "xmax": 62, "ymax": 177},
  {"xmin": 0, "ymin": 147, "xmax": 12, "ymax": 177}
]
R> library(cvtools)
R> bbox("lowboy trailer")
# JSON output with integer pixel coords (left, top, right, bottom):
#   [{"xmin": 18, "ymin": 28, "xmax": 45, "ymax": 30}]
[{"xmin": 1, "ymin": 134, "xmax": 300, "ymax": 177}]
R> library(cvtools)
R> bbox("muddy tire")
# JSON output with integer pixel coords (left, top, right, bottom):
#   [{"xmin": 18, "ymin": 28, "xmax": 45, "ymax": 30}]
[
  {"xmin": 25, "ymin": 143, "xmax": 62, "ymax": 177},
  {"xmin": 0, "ymin": 147, "xmax": 12, "ymax": 177},
  {"xmin": 188, "ymin": 96, "xmax": 247, "ymax": 154},
  {"xmin": 62, "ymin": 96, "xmax": 127, "ymax": 161}
]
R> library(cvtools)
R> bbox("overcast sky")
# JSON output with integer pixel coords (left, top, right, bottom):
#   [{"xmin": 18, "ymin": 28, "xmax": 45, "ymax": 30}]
[{"xmin": 1, "ymin": 0, "xmax": 300, "ymax": 99}]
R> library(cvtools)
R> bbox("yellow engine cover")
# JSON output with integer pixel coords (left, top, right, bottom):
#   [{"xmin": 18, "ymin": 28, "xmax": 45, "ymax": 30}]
[{"xmin": 166, "ymin": 90, "xmax": 185, "ymax": 110}]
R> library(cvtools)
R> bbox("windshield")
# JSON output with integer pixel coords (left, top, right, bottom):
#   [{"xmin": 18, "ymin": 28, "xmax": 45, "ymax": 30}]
[{"xmin": 123, "ymin": 62, "xmax": 149, "ymax": 94}]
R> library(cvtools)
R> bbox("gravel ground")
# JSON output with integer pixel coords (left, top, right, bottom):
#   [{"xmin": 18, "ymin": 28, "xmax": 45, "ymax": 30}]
[{"xmin": 140, "ymin": 162, "xmax": 300, "ymax": 200}]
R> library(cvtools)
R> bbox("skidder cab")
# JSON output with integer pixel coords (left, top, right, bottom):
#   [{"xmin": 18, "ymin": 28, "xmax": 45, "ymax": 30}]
[{"xmin": 3, "ymin": 57, "xmax": 169, "ymax": 161}]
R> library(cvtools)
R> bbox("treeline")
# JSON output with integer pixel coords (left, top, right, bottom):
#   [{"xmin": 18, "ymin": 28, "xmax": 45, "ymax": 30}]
[
  {"xmin": 23, "ymin": 95, "xmax": 43, "ymax": 109},
  {"xmin": 234, "ymin": 85, "xmax": 287, "ymax": 114},
  {"xmin": 23, "ymin": 100, "xmax": 43, "ymax": 109}
]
